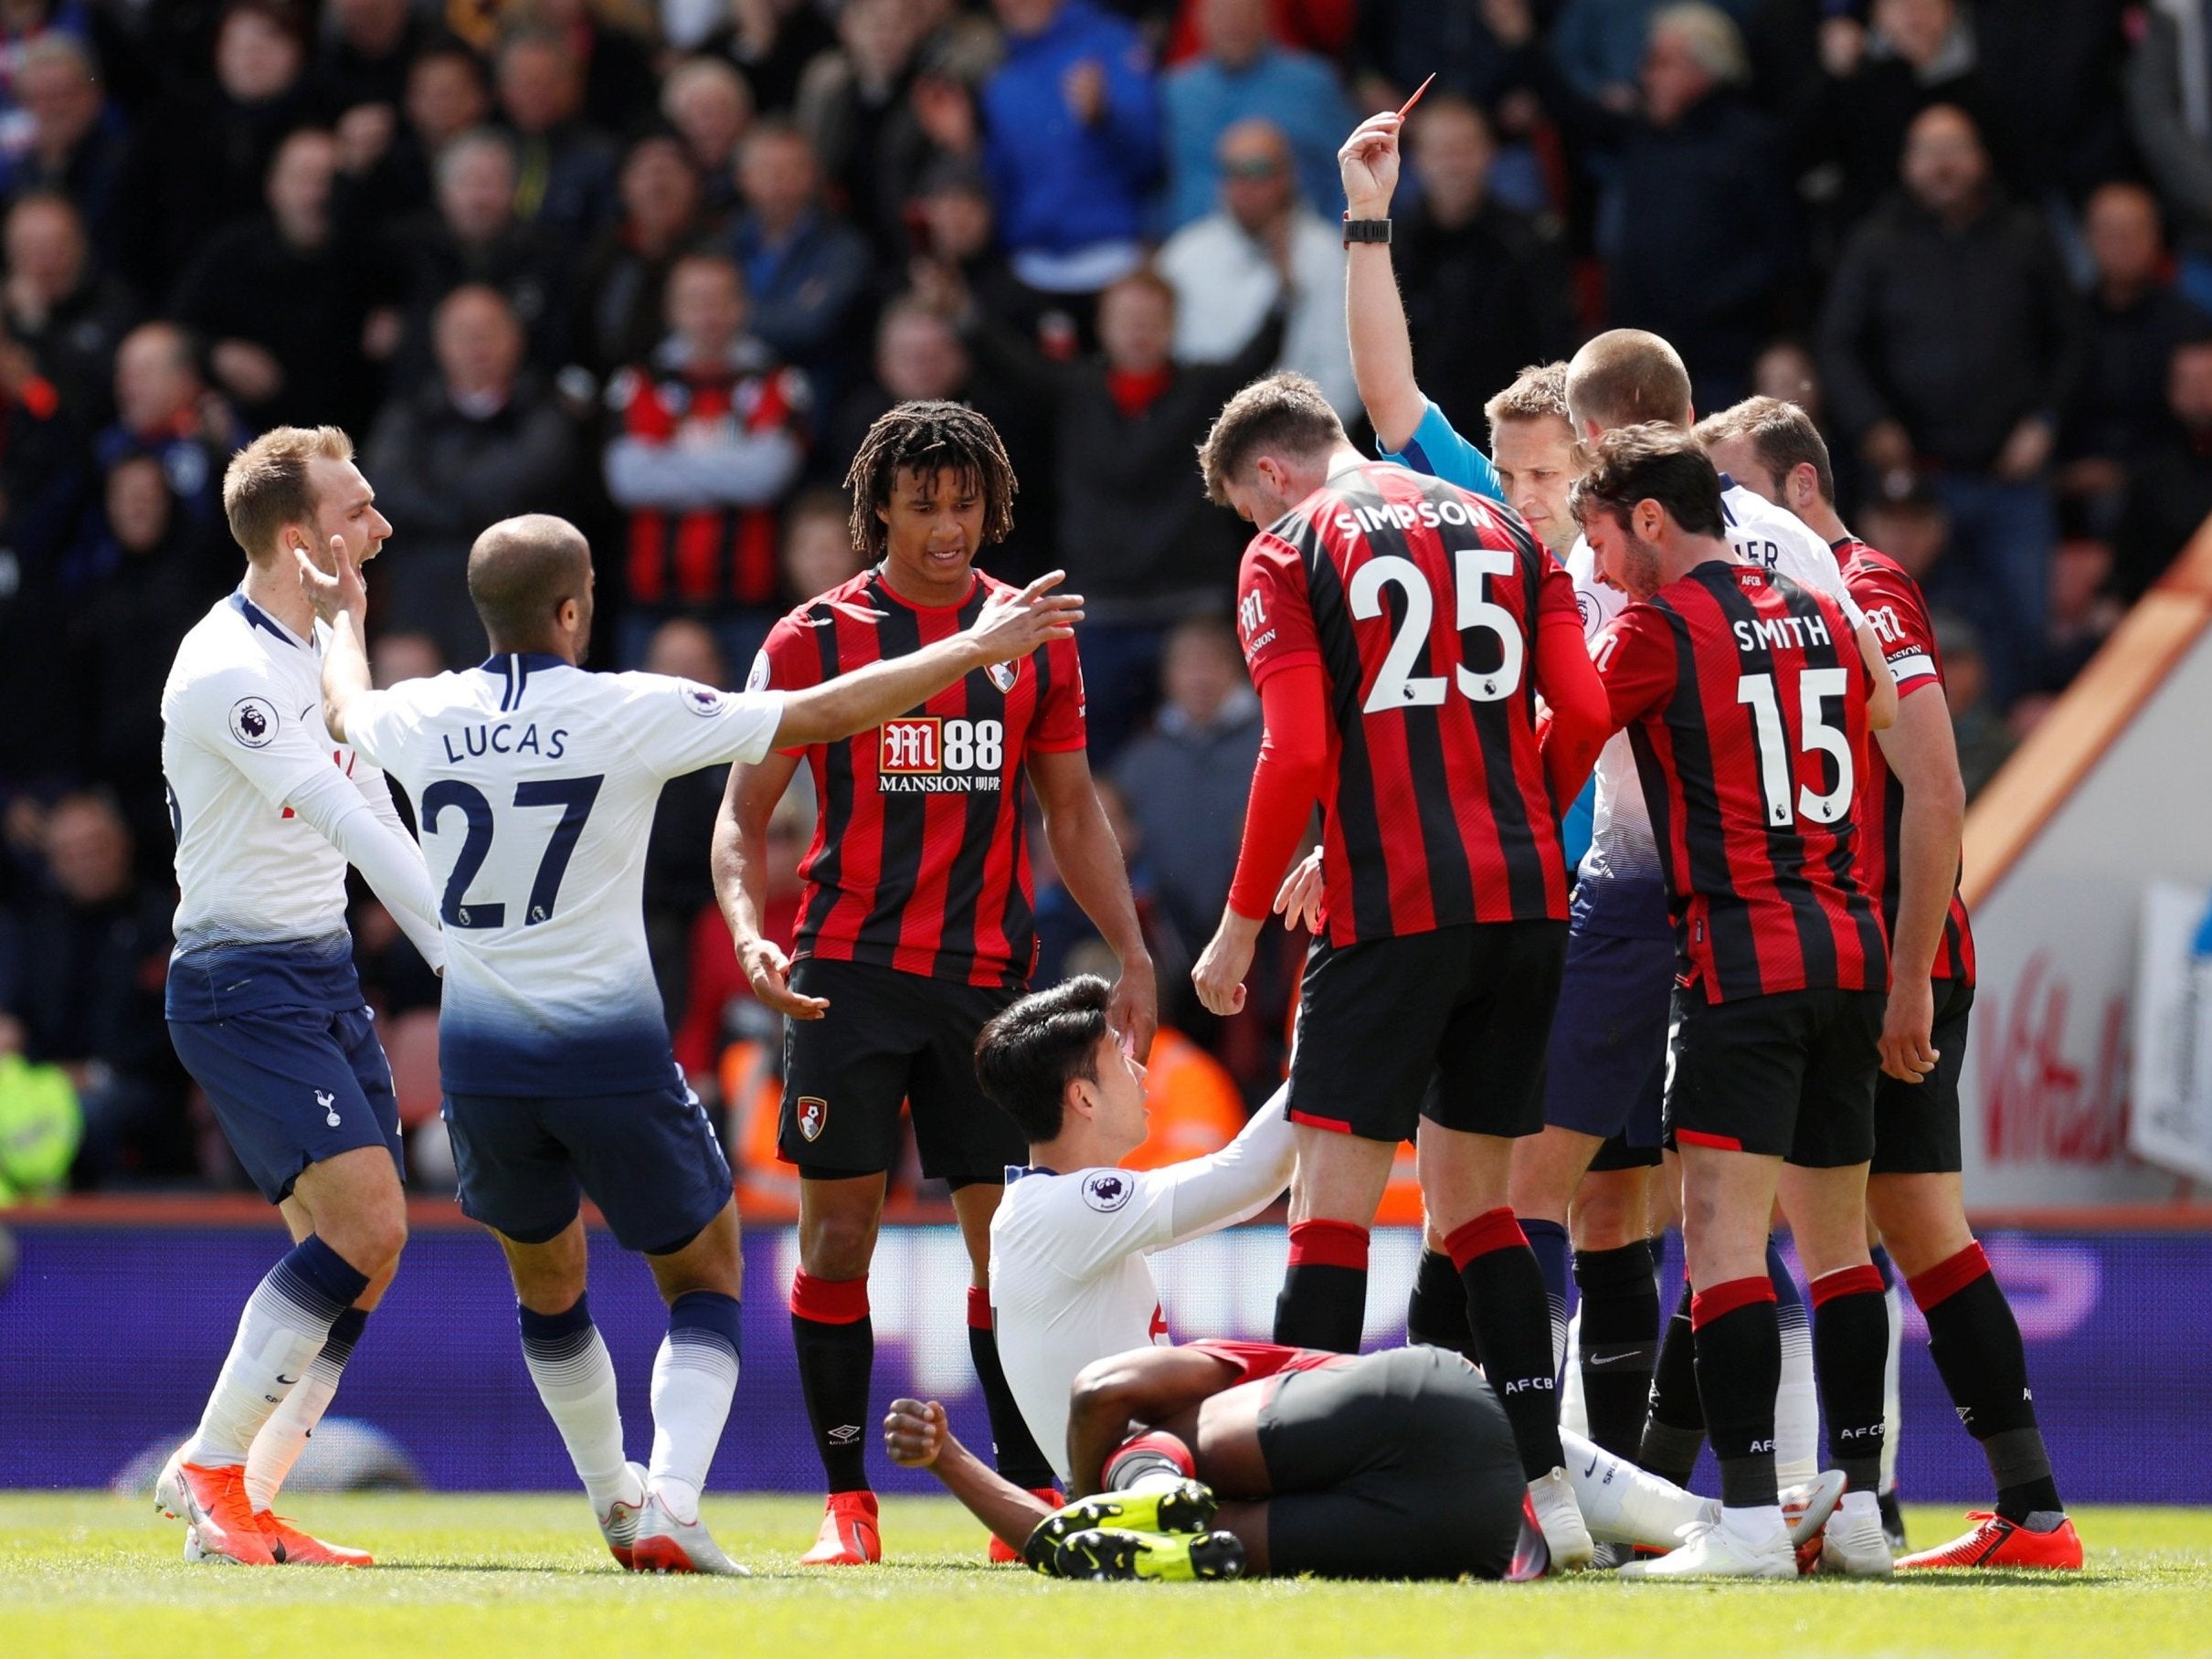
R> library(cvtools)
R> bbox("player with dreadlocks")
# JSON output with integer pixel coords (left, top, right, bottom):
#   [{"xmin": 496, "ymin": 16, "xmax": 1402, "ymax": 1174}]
[{"xmin": 714, "ymin": 400, "xmax": 1158, "ymax": 1567}]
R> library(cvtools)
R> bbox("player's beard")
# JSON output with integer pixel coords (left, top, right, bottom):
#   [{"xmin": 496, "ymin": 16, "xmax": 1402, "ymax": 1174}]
[{"xmin": 1620, "ymin": 534, "xmax": 1665, "ymax": 601}]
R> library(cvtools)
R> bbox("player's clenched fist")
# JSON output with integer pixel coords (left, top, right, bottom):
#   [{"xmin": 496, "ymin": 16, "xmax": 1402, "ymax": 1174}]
[
  {"xmin": 966, "ymin": 568, "xmax": 1084, "ymax": 665},
  {"xmin": 884, "ymin": 1398, "xmax": 947, "ymax": 1468},
  {"xmin": 738, "ymin": 936, "xmax": 830, "ymax": 1020}
]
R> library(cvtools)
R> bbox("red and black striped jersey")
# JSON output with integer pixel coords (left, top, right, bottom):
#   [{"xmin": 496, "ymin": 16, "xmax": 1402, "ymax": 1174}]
[
  {"xmin": 609, "ymin": 343, "xmax": 809, "ymax": 610},
  {"xmin": 1183, "ymin": 1338, "xmax": 1356, "ymax": 1387},
  {"xmin": 1836, "ymin": 538, "xmax": 1975, "ymax": 986},
  {"xmin": 1595, "ymin": 560, "xmax": 1889, "ymax": 1003},
  {"xmin": 750, "ymin": 567, "xmax": 1086, "ymax": 989},
  {"xmin": 1235, "ymin": 460, "xmax": 1576, "ymax": 945}
]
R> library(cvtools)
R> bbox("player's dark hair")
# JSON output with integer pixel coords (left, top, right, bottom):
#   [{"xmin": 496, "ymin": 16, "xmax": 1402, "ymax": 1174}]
[
  {"xmin": 843, "ymin": 399, "xmax": 1017, "ymax": 559},
  {"xmin": 1564, "ymin": 329, "xmax": 1694, "ymax": 434},
  {"xmin": 468, "ymin": 512, "xmax": 593, "ymax": 651},
  {"xmin": 1693, "ymin": 396, "xmax": 1836, "ymax": 506},
  {"xmin": 1571, "ymin": 424, "xmax": 1726, "ymax": 538},
  {"xmin": 1197, "ymin": 370, "xmax": 1347, "ymax": 506},
  {"xmin": 973, "ymin": 974, "xmax": 1112, "ymax": 1144}
]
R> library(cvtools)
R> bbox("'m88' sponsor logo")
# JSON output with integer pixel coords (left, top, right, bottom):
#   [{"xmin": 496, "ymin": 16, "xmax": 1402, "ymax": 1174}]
[{"xmin": 878, "ymin": 717, "xmax": 1006, "ymax": 792}]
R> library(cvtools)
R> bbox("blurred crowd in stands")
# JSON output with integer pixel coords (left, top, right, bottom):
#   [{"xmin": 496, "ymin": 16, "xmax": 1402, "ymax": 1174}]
[{"xmin": 1, "ymin": 0, "xmax": 2207, "ymax": 1196}]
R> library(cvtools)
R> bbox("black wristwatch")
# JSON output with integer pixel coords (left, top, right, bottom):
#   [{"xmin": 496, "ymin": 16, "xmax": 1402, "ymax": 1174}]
[{"xmin": 1341, "ymin": 215, "xmax": 1392, "ymax": 248}]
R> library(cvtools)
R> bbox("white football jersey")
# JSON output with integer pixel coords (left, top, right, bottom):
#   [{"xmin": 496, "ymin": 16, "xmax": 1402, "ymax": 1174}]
[
  {"xmin": 343, "ymin": 655, "xmax": 784, "ymax": 1095},
  {"xmin": 1567, "ymin": 481, "xmax": 1851, "ymax": 938},
  {"xmin": 163, "ymin": 591, "xmax": 420, "ymax": 988},
  {"xmin": 989, "ymin": 1092, "xmax": 1294, "ymax": 1481}
]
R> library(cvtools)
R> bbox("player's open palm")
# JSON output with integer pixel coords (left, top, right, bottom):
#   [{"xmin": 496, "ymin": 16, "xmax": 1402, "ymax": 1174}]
[
  {"xmin": 1339, "ymin": 112, "xmax": 1402, "ymax": 214},
  {"xmin": 884, "ymin": 1398, "xmax": 947, "ymax": 1468},
  {"xmin": 1274, "ymin": 847, "xmax": 1326, "ymax": 934},
  {"xmin": 295, "ymin": 534, "xmax": 366, "ymax": 626},
  {"xmin": 738, "ymin": 936, "xmax": 830, "ymax": 1020},
  {"xmin": 969, "ymin": 570, "xmax": 1083, "ymax": 664}
]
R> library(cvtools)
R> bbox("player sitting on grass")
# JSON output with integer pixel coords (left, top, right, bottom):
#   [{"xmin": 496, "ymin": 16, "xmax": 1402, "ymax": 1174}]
[{"xmin": 950, "ymin": 974, "xmax": 1839, "ymax": 1573}]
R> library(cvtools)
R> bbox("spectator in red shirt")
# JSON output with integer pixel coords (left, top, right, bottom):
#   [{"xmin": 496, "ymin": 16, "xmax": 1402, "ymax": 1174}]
[{"xmin": 603, "ymin": 248, "xmax": 810, "ymax": 670}]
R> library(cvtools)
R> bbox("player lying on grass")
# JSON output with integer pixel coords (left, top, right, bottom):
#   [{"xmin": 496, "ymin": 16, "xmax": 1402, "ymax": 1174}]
[
  {"xmin": 887, "ymin": 1341, "xmax": 1523, "ymax": 1580},
  {"xmin": 301, "ymin": 512, "xmax": 1082, "ymax": 1574},
  {"xmin": 959, "ymin": 974, "xmax": 1840, "ymax": 1573}
]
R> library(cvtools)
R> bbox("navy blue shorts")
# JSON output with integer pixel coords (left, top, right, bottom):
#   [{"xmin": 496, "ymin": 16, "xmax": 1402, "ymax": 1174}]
[
  {"xmin": 443, "ymin": 1081, "xmax": 733, "ymax": 1256},
  {"xmin": 1540, "ymin": 930, "xmax": 1673, "ymax": 1168},
  {"xmin": 169, "ymin": 1004, "xmax": 403, "ymax": 1205}
]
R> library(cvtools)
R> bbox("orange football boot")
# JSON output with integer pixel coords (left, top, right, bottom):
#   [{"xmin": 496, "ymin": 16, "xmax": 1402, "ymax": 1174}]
[
  {"xmin": 1896, "ymin": 1511, "xmax": 2083, "ymax": 1570},
  {"xmin": 169, "ymin": 1463, "xmax": 278, "ymax": 1566},
  {"xmin": 257, "ymin": 1510, "xmax": 374, "ymax": 1567},
  {"xmin": 799, "ymin": 1490, "xmax": 882, "ymax": 1566}
]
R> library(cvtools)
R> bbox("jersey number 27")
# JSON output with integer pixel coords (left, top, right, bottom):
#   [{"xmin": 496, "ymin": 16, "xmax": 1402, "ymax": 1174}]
[{"xmin": 422, "ymin": 775, "xmax": 604, "ymax": 928}]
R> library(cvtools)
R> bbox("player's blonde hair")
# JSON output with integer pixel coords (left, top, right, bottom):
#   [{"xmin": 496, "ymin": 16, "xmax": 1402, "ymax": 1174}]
[
  {"xmin": 1564, "ymin": 330, "xmax": 1693, "ymax": 435},
  {"xmin": 1483, "ymin": 362, "xmax": 1572, "ymax": 432},
  {"xmin": 221, "ymin": 425, "xmax": 355, "ymax": 565}
]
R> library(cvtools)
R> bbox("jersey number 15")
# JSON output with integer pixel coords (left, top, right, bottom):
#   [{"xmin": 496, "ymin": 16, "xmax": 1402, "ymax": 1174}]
[{"xmin": 422, "ymin": 775, "xmax": 605, "ymax": 929}]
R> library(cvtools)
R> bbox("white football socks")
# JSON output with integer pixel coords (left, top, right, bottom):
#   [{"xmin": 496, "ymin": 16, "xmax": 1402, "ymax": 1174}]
[
  {"xmin": 1879, "ymin": 1276, "xmax": 1904, "ymax": 1496},
  {"xmin": 648, "ymin": 1334, "xmax": 740, "ymax": 1524},
  {"xmin": 185, "ymin": 1242, "xmax": 361, "ymax": 1467},
  {"xmin": 1774, "ymin": 1305, "xmax": 1820, "ymax": 1485},
  {"xmin": 1562, "ymin": 1426, "xmax": 1708, "ymax": 1547},
  {"xmin": 243, "ymin": 1306, "xmax": 364, "ymax": 1511},
  {"xmin": 520, "ymin": 1308, "xmax": 632, "ymax": 1516}
]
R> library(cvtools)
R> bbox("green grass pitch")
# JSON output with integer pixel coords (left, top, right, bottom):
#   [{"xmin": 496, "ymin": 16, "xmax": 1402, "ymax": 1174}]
[{"xmin": 4, "ymin": 1495, "xmax": 2207, "ymax": 1658}]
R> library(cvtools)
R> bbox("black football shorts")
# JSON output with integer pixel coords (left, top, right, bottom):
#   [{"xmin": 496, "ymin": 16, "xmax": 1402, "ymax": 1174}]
[
  {"xmin": 1665, "ymin": 985, "xmax": 1884, "ymax": 1168},
  {"xmin": 1870, "ymin": 977, "xmax": 1974, "ymax": 1176},
  {"xmin": 1288, "ymin": 920, "xmax": 1567, "ymax": 1144},
  {"xmin": 779, "ymin": 956, "xmax": 1025, "ymax": 1189}
]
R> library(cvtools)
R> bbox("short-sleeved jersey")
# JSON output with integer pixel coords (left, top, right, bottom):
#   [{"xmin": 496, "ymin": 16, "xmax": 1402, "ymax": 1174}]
[
  {"xmin": 1375, "ymin": 397, "xmax": 1506, "ymax": 503},
  {"xmin": 162, "ymin": 591, "xmax": 397, "ymax": 1011},
  {"xmin": 344, "ymin": 655, "xmax": 783, "ymax": 1095},
  {"xmin": 1568, "ymin": 480, "xmax": 1853, "ymax": 943},
  {"xmin": 750, "ymin": 568, "xmax": 1086, "ymax": 990},
  {"xmin": 1837, "ymin": 538, "xmax": 1975, "ymax": 985},
  {"xmin": 1236, "ymin": 460, "xmax": 1576, "ymax": 945},
  {"xmin": 1595, "ymin": 562, "xmax": 1888, "ymax": 1003}
]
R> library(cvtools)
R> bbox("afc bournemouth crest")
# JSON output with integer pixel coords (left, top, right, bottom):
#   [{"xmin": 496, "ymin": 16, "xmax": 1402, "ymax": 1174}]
[
  {"xmin": 986, "ymin": 660, "xmax": 1018, "ymax": 694},
  {"xmin": 796, "ymin": 1095, "xmax": 829, "ymax": 1142}
]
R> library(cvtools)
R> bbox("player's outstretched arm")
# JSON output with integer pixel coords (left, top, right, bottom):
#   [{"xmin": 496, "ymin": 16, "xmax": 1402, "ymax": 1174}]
[
  {"xmin": 768, "ymin": 572, "xmax": 1082, "ymax": 749},
  {"xmin": 1870, "ymin": 685, "xmax": 1966, "ymax": 1083},
  {"xmin": 1065, "ymin": 1347, "xmax": 1235, "ymax": 1497},
  {"xmin": 1339, "ymin": 111, "xmax": 1426, "ymax": 454},
  {"xmin": 711, "ymin": 752, "xmax": 830, "ymax": 1020},
  {"xmin": 1032, "ymin": 747, "xmax": 1158, "ymax": 1062},
  {"xmin": 1155, "ymin": 1084, "xmax": 1295, "ymax": 1246},
  {"xmin": 295, "ymin": 535, "xmax": 373, "ymax": 743},
  {"xmin": 884, "ymin": 1399, "xmax": 1056, "ymax": 1554}
]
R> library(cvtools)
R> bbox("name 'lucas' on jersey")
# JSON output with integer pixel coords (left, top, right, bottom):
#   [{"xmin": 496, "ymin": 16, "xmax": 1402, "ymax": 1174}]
[{"xmin": 750, "ymin": 567, "xmax": 1088, "ymax": 990}]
